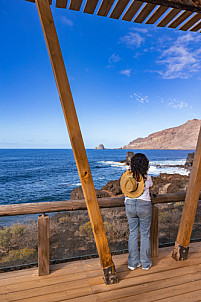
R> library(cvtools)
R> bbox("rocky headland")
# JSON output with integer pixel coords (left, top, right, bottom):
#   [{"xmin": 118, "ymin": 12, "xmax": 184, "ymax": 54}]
[{"xmin": 123, "ymin": 119, "xmax": 201, "ymax": 150}]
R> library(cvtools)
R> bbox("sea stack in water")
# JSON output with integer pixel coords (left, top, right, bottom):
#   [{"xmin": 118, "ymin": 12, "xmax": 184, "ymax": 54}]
[
  {"xmin": 184, "ymin": 153, "xmax": 195, "ymax": 170},
  {"xmin": 119, "ymin": 151, "xmax": 135, "ymax": 165},
  {"xmin": 95, "ymin": 144, "xmax": 105, "ymax": 150}
]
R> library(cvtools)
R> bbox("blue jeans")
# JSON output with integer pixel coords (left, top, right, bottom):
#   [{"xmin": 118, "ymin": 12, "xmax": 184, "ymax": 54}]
[{"xmin": 125, "ymin": 198, "xmax": 152, "ymax": 269}]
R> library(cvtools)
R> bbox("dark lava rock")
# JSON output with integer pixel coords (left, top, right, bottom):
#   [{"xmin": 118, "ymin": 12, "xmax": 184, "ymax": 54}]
[
  {"xmin": 184, "ymin": 152, "xmax": 194, "ymax": 170},
  {"xmin": 150, "ymin": 173, "xmax": 189, "ymax": 195},
  {"xmin": 101, "ymin": 179, "xmax": 122, "ymax": 196},
  {"xmin": 70, "ymin": 172, "xmax": 190, "ymax": 200},
  {"xmin": 95, "ymin": 144, "xmax": 105, "ymax": 150},
  {"xmin": 119, "ymin": 151, "xmax": 134, "ymax": 165},
  {"xmin": 71, "ymin": 186, "xmax": 110, "ymax": 200}
]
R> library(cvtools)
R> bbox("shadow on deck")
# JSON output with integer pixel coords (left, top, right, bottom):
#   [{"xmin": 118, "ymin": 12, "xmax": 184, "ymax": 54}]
[{"xmin": 1, "ymin": 241, "xmax": 201, "ymax": 301}]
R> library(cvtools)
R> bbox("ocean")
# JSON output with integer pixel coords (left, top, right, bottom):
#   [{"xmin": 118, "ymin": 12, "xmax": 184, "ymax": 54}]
[{"xmin": 0, "ymin": 149, "xmax": 192, "ymax": 225}]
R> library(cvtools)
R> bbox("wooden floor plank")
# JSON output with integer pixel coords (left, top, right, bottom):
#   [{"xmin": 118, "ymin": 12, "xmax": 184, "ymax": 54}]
[
  {"xmin": 89, "ymin": 263, "xmax": 201, "ymax": 290},
  {"xmin": 65, "ymin": 271, "xmax": 201, "ymax": 302},
  {"xmin": 118, "ymin": 279, "xmax": 201, "ymax": 301},
  {"xmin": 0, "ymin": 271, "xmax": 87, "ymax": 294},
  {"xmin": 0, "ymin": 242, "xmax": 201, "ymax": 302},
  {"xmin": 158, "ymin": 289, "xmax": 201, "ymax": 302},
  {"xmin": 1, "ymin": 279, "xmax": 90, "ymax": 301}
]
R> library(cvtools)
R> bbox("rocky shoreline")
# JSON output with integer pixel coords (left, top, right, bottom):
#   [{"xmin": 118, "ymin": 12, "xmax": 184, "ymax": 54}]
[{"xmin": 71, "ymin": 151, "xmax": 193, "ymax": 200}]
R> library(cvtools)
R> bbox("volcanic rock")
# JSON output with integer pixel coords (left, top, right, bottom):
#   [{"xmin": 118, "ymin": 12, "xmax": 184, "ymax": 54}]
[
  {"xmin": 119, "ymin": 151, "xmax": 134, "ymax": 165},
  {"xmin": 150, "ymin": 173, "xmax": 189, "ymax": 195},
  {"xmin": 71, "ymin": 186, "xmax": 110, "ymax": 200},
  {"xmin": 70, "ymin": 172, "xmax": 190, "ymax": 200},
  {"xmin": 95, "ymin": 144, "xmax": 105, "ymax": 150},
  {"xmin": 184, "ymin": 152, "xmax": 194, "ymax": 170},
  {"xmin": 101, "ymin": 179, "xmax": 122, "ymax": 196}
]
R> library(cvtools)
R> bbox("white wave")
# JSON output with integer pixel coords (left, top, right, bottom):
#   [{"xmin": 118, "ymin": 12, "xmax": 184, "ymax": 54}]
[
  {"xmin": 150, "ymin": 159, "xmax": 186, "ymax": 166},
  {"xmin": 99, "ymin": 160, "xmax": 126, "ymax": 168},
  {"xmin": 99, "ymin": 159, "xmax": 189, "ymax": 176},
  {"xmin": 149, "ymin": 165, "xmax": 189, "ymax": 176},
  {"xmin": 71, "ymin": 182, "xmax": 81, "ymax": 186}
]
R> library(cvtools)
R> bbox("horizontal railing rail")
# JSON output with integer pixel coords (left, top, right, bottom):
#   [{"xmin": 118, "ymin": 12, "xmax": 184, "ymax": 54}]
[{"xmin": 1, "ymin": 191, "xmax": 201, "ymax": 217}]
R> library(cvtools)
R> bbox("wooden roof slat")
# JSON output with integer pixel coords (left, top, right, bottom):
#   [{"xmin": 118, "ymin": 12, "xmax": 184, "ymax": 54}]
[
  {"xmin": 133, "ymin": 3, "xmax": 157, "ymax": 23},
  {"xmin": 84, "ymin": 0, "xmax": 99, "ymax": 14},
  {"xmin": 179, "ymin": 13, "xmax": 201, "ymax": 31},
  {"xmin": 190, "ymin": 19, "xmax": 201, "ymax": 31},
  {"xmin": 110, "ymin": 0, "xmax": 130, "ymax": 19},
  {"xmin": 145, "ymin": 5, "xmax": 169, "ymax": 24},
  {"xmin": 168, "ymin": 10, "xmax": 193, "ymax": 28},
  {"xmin": 56, "ymin": 0, "xmax": 67, "ymax": 8},
  {"xmin": 69, "ymin": 0, "xmax": 83, "ymax": 11},
  {"xmin": 122, "ymin": 0, "xmax": 144, "ymax": 22},
  {"xmin": 97, "ymin": 0, "xmax": 116, "ymax": 17},
  {"xmin": 25, "ymin": 0, "xmax": 52, "ymax": 3},
  {"xmin": 157, "ymin": 8, "xmax": 181, "ymax": 27}
]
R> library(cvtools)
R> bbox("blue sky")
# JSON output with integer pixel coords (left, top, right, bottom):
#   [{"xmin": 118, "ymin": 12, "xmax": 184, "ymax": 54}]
[{"xmin": 1, "ymin": 0, "xmax": 201, "ymax": 149}]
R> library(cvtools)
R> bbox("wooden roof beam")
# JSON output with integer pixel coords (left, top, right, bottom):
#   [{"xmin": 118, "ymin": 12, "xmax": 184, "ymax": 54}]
[
  {"xmin": 56, "ymin": 0, "xmax": 67, "ymax": 8},
  {"xmin": 138, "ymin": 0, "xmax": 201, "ymax": 14},
  {"xmin": 25, "ymin": 0, "xmax": 201, "ymax": 14},
  {"xmin": 25, "ymin": 0, "xmax": 52, "ymax": 3}
]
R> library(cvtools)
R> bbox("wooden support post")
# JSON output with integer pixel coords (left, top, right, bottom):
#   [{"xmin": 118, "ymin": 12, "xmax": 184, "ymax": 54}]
[
  {"xmin": 172, "ymin": 126, "xmax": 201, "ymax": 261},
  {"xmin": 150, "ymin": 205, "xmax": 158, "ymax": 258},
  {"xmin": 35, "ymin": 0, "xmax": 118, "ymax": 284},
  {"xmin": 38, "ymin": 214, "xmax": 50, "ymax": 276}
]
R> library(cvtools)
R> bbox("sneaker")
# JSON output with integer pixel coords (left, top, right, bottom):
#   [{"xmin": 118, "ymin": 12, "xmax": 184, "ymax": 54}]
[
  {"xmin": 137, "ymin": 262, "xmax": 142, "ymax": 268},
  {"xmin": 142, "ymin": 264, "xmax": 152, "ymax": 271},
  {"xmin": 128, "ymin": 262, "xmax": 141, "ymax": 270},
  {"xmin": 128, "ymin": 266, "xmax": 135, "ymax": 271}
]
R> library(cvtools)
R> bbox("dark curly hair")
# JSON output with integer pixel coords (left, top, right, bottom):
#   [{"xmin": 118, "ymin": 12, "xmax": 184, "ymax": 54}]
[{"xmin": 130, "ymin": 153, "xmax": 149, "ymax": 181}]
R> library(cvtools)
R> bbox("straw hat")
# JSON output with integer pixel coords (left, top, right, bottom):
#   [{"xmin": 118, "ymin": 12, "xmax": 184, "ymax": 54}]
[{"xmin": 120, "ymin": 171, "xmax": 144, "ymax": 198}]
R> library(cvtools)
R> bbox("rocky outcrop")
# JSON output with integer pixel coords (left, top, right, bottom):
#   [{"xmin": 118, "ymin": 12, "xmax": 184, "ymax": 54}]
[
  {"xmin": 119, "ymin": 151, "xmax": 135, "ymax": 165},
  {"xmin": 71, "ymin": 186, "xmax": 110, "ymax": 200},
  {"xmin": 70, "ymin": 173, "xmax": 190, "ymax": 200},
  {"xmin": 123, "ymin": 119, "xmax": 201, "ymax": 150},
  {"xmin": 101, "ymin": 179, "xmax": 122, "ymax": 196},
  {"xmin": 95, "ymin": 144, "xmax": 105, "ymax": 150},
  {"xmin": 184, "ymin": 153, "xmax": 194, "ymax": 170},
  {"xmin": 150, "ymin": 173, "xmax": 189, "ymax": 195}
]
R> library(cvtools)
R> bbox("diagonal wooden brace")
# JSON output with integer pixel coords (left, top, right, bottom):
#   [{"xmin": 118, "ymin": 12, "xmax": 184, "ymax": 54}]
[
  {"xmin": 35, "ymin": 0, "xmax": 118, "ymax": 284},
  {"xmin": 172, "ymin": 125, "xmax": 201, "ymax": 261}
]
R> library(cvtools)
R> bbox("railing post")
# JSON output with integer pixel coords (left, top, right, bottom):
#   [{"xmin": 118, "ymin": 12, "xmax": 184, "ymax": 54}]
[
  {"xmin": 38, "ymin": 213, "xmax": 50, "ymax": 276},
  {"xmin": 151, "ymin": 205, "xmax": 158, "ymax": 258}
]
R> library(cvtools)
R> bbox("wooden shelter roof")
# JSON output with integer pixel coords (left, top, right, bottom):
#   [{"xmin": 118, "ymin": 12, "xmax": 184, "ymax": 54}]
[{"xmin": 27, "ymin": 0, "xmax": 201, "ymax": 32}]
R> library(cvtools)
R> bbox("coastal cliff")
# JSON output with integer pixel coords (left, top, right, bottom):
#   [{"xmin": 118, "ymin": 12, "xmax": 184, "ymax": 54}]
[{"xmin": 123, "ymin": 119, "xmax": 201, "ymax": 150}]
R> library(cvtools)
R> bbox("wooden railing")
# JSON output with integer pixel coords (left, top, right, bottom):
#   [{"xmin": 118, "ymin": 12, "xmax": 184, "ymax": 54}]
[{"xmin": 1, "ymin": 191, "xmax": 201, "ymax": 275}]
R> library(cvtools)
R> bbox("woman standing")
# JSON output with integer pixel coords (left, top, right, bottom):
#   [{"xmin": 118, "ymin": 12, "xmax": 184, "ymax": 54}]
[{"xmin": 120, "ymin": 153, "xmax": 153, "ymax": 270}]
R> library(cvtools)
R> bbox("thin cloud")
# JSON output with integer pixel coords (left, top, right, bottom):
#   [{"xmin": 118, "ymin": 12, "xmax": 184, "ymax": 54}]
[
  {"xmin": 120, "ymin": 69, "xmax": 132, "ymax": 77},
  {"xmin": 166, "ymin": 98, "xmax": 190, "ymax": 109},
  {"xmin": 156, "ymin": 33, "xmax": 201, "ymax": 79},
  {"xmin": 131, "ymin": 28, "xmax": 149, "ymax": 34},
  {"xmin": 119, "ymin": 32, "xmax": 145, "ymax": 48},
  {"xmin": 109, "ymin": 53, "xmax": 121, "ymax": 64},
  {"xmin": 132, "ymin": 92, "xmax": 149, "ymax": 104},
  {"xmin": 60, "ymin": 16, "xmax": 73, "ymax": 27}
]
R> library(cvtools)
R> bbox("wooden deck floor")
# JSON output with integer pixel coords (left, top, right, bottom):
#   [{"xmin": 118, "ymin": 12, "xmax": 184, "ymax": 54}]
[{"xmin": 1, "ymin": 242, "xmax": 201, "ymax": 301}]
